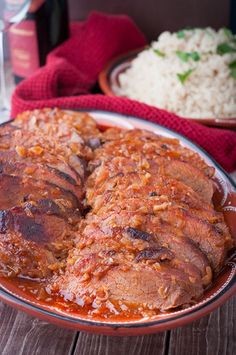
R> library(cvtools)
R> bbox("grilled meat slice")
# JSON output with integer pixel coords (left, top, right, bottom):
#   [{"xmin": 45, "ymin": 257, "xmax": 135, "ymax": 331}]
[
  {"xmin": 0, "ymin": 151, "xmax": 84, "ymax": 201},
  {"xmin": 87, "ymin": 156, "xmax": 214, "ymax": 203},
  {"xmin": 0, "ymin": 205, "xmax": 75, "ymax": 278},
  {"xmin": 0, "ymin": 230, "xmax": 57, "ymax": 279},
  {"xmin": 0, "ymin": 173, "xmax": 81, "ymax": 224},
  {"xmin": 78, "ymin": 214, "xmax": 214, "ymax": 284},
  {"xmin": 124, "ymin": 226, "xmax": 212, "ymax": 284},
  {"xmin": 97, "ymin": 128, "xmax": 215, "ymax": 178},
  {"xmin": 53, "ymin": 265, "xmax": 203, "ymax": 314},
  {"xmin": 81, "ymin": 221, "xmax": 212, "ymax": 282},
  {"xmin": 84, "ymin": 197, "xmax": 230, "ymax": 272},
  {"xmin": 14, "ymin": 108, "xmax": 101, "ymax": 141},
  {"xmin": 51, "ymin": 224, "xmax": 203, "ymax": 314},
  {"xmin": 0, "ymin": 128, "xmax": 86, "ymax": 182},
  {"xmin": 14, "ymin": 108, "xmax": 101, "ymax": 164},
  {"xmin": 86, "ymin": 169, "xmax": 215, "ymax": 214}
]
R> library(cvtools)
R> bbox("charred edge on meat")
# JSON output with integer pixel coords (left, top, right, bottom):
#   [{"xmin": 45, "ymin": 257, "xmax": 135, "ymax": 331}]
[
  {"xmin": 24, "ymin": 199, "xmax": 62, "ymax": 216},
  {"xmin": 135, "ymin": 247, "xmax": 174, "ymax": 262},
  {"xmin": 0, "ymin": 210, "xmax": 8, "ymax": 233},
  {"xmin": 47, "ymin": 166, "xmax": 77, "ymax": 186},
  {"xmin": 1, "ymin": 208, "xmax": 48, "ymax": 243},
  {"xmin": 68, "ymin": 163, "xmax": 84, "ymax": 183},
  {"xmin": 126, "ymin": 227, "xmax": 152, "ymax": 241},
  {"xmin": 86, "ymin": 137, "xmax": 102, "ymax": 150}
]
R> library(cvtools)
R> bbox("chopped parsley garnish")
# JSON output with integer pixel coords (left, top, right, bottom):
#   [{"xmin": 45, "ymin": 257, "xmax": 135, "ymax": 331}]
[
  {"xmin": 231, "ymin": 69, "xmax": 236, "ymax": 79},
  {"xmin": 176, "ymin": 50, "xmax": 188, "ymax": 61},
  {"xmin": 176, "ymin": 50, "xmax": 200, "ymax": 62},
  {"xmin": 153, "ymin": 48, "xmax": 165, "ymax": 57},
  {"xmin": 223, "ymin": 27, "xmax": 233, "ymax": 40},
  {"xmin": 176, "ymin": 28, "xmax": 194, "ymax": 39},
  {"xmin": 177, "ymin": 68, "xmax": 195, "ymax": 84},
  {"xmin": 177, "ymin": 30, "xmax": 185, "ymax": 39},
  {"xmin": 229, "ymin": 60, "xmax": 236, "ymax": 80},
  {"xmin": 190, "ymin": 52, "xmax": 201, "ymax": 61},
  {"xmin": 217, "ymin": 42, "xmax": 236, "ymax": 55},
  {"xmin": 229, "ymin": 60, "xmax": 236, "ymax": 69}
]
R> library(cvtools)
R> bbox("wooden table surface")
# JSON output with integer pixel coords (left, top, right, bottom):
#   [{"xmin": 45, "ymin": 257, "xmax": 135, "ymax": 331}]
[
  {"xmin": 0, "ymin": 296, "xmax": 235, "ymax": 355},
  {"xmin": 0, "ymin": 65, "xmax": 235, "ymax": 355}
]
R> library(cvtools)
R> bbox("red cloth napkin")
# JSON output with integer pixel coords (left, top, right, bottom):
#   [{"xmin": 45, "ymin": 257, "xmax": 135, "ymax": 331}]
[{"xmin": 11, "ymin": 12, "xmax": 236, "ymax": 173}]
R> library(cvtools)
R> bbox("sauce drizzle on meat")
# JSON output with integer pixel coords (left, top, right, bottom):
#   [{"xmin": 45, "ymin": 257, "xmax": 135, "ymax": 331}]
[{"xmin": 0, "ymin": 108, "xmax": 234, "ymax": 319}]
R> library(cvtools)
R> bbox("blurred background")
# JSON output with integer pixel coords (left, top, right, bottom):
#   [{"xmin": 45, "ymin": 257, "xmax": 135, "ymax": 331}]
[
  {"xmin": 0, "ymin": 0, "xmax": 235, "ymax": 102},
  {"xmin": 68, "ymin": 0, "xmax": 234, "ymax": 40}
]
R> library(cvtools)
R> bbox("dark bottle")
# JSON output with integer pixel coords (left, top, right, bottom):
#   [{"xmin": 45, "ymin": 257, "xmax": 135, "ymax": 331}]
[{"xmin": 6, "ymin": 0, "xmax": 69, "ymax": 83}]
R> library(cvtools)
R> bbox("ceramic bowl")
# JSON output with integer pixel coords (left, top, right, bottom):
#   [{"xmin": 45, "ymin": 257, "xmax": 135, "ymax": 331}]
[{"xmin": 98, "ymin": 49, "xmax": 236, "ymax": 129}]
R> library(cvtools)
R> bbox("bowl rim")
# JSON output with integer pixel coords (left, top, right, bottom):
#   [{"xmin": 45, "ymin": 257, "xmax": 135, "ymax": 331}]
[
  {"xmin": 98, "ymin": 48, "xmax": 236, "ymax": 128},
  {"xmin": 0, "ymin": 109, "xmax": 235, "ymax": 333}
]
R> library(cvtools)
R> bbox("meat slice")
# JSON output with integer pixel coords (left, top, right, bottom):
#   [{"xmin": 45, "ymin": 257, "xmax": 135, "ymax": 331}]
[
  {"xmin": 87, "ymin": 156, "xmax": 214, "ymax": 203},
  {"xmin": 51, "ymin": 223, "xmax": 203, "ymax": 315},
  {"xmin": 79, "ymin": 214, "xmax": 213, "ymax": 284},
  {"xmin": 14, "ymin": 108, "xmax": 101, "ymax": 141},
  {"xmin": 14, "ymin": 108, "xmax": 101, "ymax": 163},
  {"xmin": 0, "ymin": 151, "xmax": 84, "ymax": 201},
  {"xmin": 0, "ymin": 205, "xmax": 75, "ymax": 278},
  {"xmin": 0, "ymin": 174, "xmax": 81, "ymax": 224},
  {"xmin": 83, "ymin": 220, "xmax": 212, "ymax": 282},
  {"xmin": 0, "ymin": 128, "xmax": 86, "ymax": 183},
  {"xmin": 86, "ymin": 170, "xmax": 215, "ymax": 215},
  {"xmin": 0, "ymin": 122, "xmax": 17, "ymax": 144},
  {"xmin": 85, "ymin": 197, "xmax": 230, "ymax": 272},
  {"xmin": 0, "ymin": 230, "xmax": 57, "ymax": 279},
  {"xmin": 99, "ymin": 128, "xmax": 215, "ymax": 178},
  {"xmin": 53, "ymin": 265, "xmax": 203, "ymax": 314},
  {"xmin": 161, "ymin": 159, "xmax": 214, "ymax": 203},
  {"xmin": 123, "ymin": 226, "xmax": 212, "ymax": 284},
  {"xmin": 151, "ymin": 207, "xmax": 232, "ymax": 270}
]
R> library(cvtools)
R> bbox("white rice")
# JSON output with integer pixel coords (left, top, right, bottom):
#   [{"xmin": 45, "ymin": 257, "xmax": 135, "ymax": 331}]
[{"xmin": 115, "ymin": 28, "xmax": 236, "ymax": 119}]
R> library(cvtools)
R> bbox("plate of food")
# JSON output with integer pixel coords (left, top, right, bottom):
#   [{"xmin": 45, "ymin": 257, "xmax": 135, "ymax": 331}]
[
  {"xmin": 0, "ymin": 108, "xmax": 235, "ymax": 336},
  {"xmin": 99, "ymin": 27, "xmax": 236, "ymax": 128}
]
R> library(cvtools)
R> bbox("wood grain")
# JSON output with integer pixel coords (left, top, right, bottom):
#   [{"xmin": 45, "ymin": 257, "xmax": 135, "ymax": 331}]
[
  {"xmin": 0, "ymin": 302, "xmax": 77, "ymax": 355},
  {"xmin": 73, "ymin": 331, "xmax": 168, "ymax": 355},
  {"xmin": 169, "ymin": 296, "xmax": 236, "ymax": 355}
]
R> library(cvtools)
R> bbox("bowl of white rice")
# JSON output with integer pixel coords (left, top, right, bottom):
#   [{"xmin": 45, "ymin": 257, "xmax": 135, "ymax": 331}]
[{"xmin": 99, "ymin": 27, "xmax": 236, "ymax": 127}]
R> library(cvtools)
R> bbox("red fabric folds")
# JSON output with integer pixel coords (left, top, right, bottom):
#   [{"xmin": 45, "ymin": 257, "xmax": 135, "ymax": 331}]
[{"xmin": 11, "ymin": 12, "xmax": 236, "ymax": 173}]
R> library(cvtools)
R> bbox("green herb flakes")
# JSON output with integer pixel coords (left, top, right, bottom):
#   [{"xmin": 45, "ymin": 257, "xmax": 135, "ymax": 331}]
[
  {"xmin": 229, "ymin": 60, "xmax": 236, "ymax": 69},
  {"xmin": 177, "ymin": 30, "xmax": 185, "ymax": 39},
  {"xmin": 228, "ymin": 60, "xmax": 236, "ymax": 80},
  {"xmin": 217, "ymin": 42, "xmax": 236, "ymax": 55},
  {"xmin": 190, "ymin": 52, "xmax": 201, "ymax": 61},
  {"xmin": 153, "ymin": 49, "xmax": 165, "ymax": 57},
  {"xmin": 176, "ymin": 28, "xmax": 194, "ymax": 39},
  {"xmin": 223, "ymin": 27, "xmax": 233, "ymax": 40},
  {"xmin": 176, "ymin": 50, "xmax": 200, "ymax": 62},
  {"xmin": 231, "ymin": 69, "xmax": 236, "ymax": 79},
  {"xmin": 177, "ymin": 69, "xmax": 195, "ymax": 84},
  {"xmin": 176, "ymin": 51, "xmax": 189, "ymax": 62}
]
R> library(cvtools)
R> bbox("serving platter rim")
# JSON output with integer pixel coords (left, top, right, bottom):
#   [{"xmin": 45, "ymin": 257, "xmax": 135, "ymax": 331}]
[{"xmin": 0, "ymin": 109, "xmax": 235, "ymax": 335}]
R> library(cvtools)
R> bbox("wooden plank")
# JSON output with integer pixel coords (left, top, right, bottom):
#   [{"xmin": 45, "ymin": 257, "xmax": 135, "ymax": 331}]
[
  {"xmin": 0, "ymin": 302, "xmax": 77, "ymax": 355},
  {"xmin": 73, "ymin": 331, "xmax": 168, "ymax": 355},
  {"xmin": 168, "ymin": 296, "xmax": 236, "ymax": 355}
]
